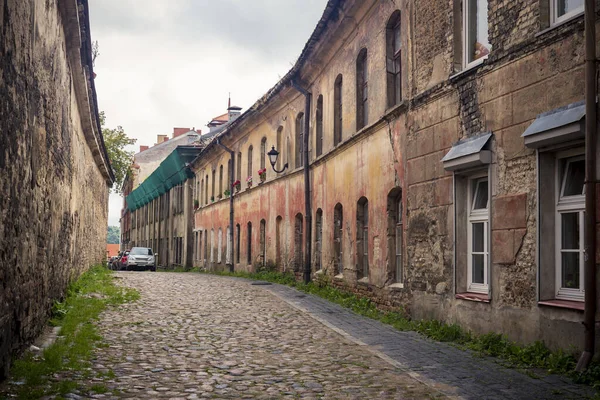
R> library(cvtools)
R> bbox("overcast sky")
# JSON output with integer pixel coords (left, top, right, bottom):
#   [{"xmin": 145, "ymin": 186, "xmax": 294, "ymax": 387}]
[{"xmin": 90, "ymin": 0, "xmax": 328, "ymax": 227}]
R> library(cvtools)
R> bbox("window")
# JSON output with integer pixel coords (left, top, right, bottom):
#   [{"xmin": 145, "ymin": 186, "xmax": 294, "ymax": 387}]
[
  {"xmin": 556, "ymin": 154, "xmax": 585, "ymax": 300},
  {"xmin": 211, "ymin": 169, "xmax": 216, "ymax": 200},
  {"xmin": 334, "ymin": 75, "xmax": 343, "ymax": 146},
  {"xmin": 357, "ymin": 197, "xmax": 369, "ymax": 279},
  {"xmin": 295, "ymin": 213, "xmax": 303, "ymax": 272},
  {"xmin": 315, "ymin": 96, "xmax": 323, "ymax": 157},
  {"xmin": 276, "ymin": 216, "xmax": 283, "ymax": 269},
  {"xmin": 468, "ymin": 176, "xmax": 489, "ymax": 293},
  {"xmin": 276, "ymin": 127, "xmax": 283, "ymax": 171},
  {"xmin": 386, "ymin": 11, "xmax": 402, "ymax": 108},
  {"xmin": 227, "ymin": 160, "xmax": 231, "ymax": 192},
  {"xmin": 218, "ymin": 228, "xmax": 223, "ymax": 263},
  {"xmin": 315, "ymin": 209, "xmax": 323, "ymax": 271},
  {"xmin": 236, "ymin": 224, "xmax": 241, "ymax": 264},
  {"xmin": 247, "ymin": 222, "xmax": 252, "ymax": 265},
  {"xmin": 219, "ymin": 165, "xmax": 223, "ymax": 198},
  {"xmin": 210, "ymin": 229, "xmax": 214, "ymax": 263},
  {"xmin": 463, "ymin": 0, "xmax": 490, "ymax": 68},
  {"xmin": 356, "ymin": 49, "xmax": 368, "ymax": 131},
  {"xmin": 204, "ymin": 229, "xmax": 208, "ymax": 265},
  {"xmin": 260, "ymin": 219, "xmax": 266, "ymax": 267},
  {"xmin": 552, "ymin": 0, "xmax": 583, "ymax": 24},
  {"xmin": 226, "ymin": 225, "xmax": 231, "ymax": 265},
  {"xmin": 205, "ymin": 174, "xmax": 209, "ymax": 204},
  {"xmin": 237, "ymin": 152, "xmax": 242, "ymax": 182},
  {"xmin": 388, "ymin": 188, "xmax": 403, "ymax": 283},
  {"xmin": 334, "ymin": 203, "xmax": 344, "ymax": 275},
  {"xmin": 260, "ymin": 137, "xmax": 267, "ymax": 170},
  {"xmin": 248, "ymin": 146, "xmax": 253, "ymax": 182},
  {"xmin": 295, "ymin": 113, "xmax": 304, "ymax": 169},
  {"xmin": 200, "ymin": 179, "xmax": 204, "ymax": 206}
]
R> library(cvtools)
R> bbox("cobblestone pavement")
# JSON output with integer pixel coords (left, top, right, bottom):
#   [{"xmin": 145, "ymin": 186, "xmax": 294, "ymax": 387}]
[
  {"xmin": 262, "ymin": 283, "xmax": 595, "ymax": 400},
  {"xmin": 77, "ymin": 272, "xmax": 447, "ymax": 399}
]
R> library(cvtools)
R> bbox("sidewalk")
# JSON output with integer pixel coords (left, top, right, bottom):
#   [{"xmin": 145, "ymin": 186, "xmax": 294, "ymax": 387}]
[{"xmin": 260, "ymin": 281, "xmax": 595, "ymax": 400}]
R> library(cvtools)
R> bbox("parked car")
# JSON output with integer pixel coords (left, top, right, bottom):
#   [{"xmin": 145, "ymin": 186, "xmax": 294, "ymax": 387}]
[{"xmin": 126, "ymin": 247, "xmax": 156, "ymax": 271}]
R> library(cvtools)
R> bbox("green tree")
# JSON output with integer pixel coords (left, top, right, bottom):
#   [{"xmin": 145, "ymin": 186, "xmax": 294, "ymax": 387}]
[
  {"xmin": 101, "ymin": 111, "xmax": 136, "ymax": 193},
  {"xmin": 107, "ymin": 226, "xmax": 120, "ymax": 244}
]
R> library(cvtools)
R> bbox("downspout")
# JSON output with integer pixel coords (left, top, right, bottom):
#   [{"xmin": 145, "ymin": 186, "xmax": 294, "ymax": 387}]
[
  {"xmin": 577, "ymin": 0, "xmax": 598, "ymax": 372},
  {"xmin": 292, "ymin": 80, "xmax": 312, "ymax": 284},
  {"xmin": 216, "ymin": 138, "xmax": 235, "ymax": 273}
]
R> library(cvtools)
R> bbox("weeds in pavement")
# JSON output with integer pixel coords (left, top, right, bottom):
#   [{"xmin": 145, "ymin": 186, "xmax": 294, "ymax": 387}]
[
  {"xmin": 6, "ymin": 265, "xmax": 139, "ymax": 400},
  {"xmin": 205, "ymin": 269, "xmax": 600, "ymax": 392}
]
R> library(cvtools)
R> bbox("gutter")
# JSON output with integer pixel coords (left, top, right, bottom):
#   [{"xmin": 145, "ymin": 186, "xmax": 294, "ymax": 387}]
[
  {"xmin": 576, "ymin": 0, "xmax": 597, "ymax": 372},
  {"xmin": 291, "ymin": 79, "xmax": 313, "ymax": 284}
]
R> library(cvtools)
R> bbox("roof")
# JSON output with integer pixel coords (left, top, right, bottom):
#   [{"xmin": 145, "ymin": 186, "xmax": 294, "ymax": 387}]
[
  {"xmin": 193, "ymin": 0, "xmax": 342, "ymax": 165},
  {"xmin": 522, "ymin": 101, "xmax": 585, "ymax": 137},
  {"xmin": 442, "ymin": 132, "xmax": 493, "ymax": 162}
]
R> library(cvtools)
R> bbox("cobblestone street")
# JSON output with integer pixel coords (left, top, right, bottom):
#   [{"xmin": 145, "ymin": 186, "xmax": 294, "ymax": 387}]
[
  {"xmin": 57, "ymin": 272, "xmax": 594, "ymax": 399},
  {"xmin": 88, "ymin": 272, "xmax": 443, "ymax": 399}
]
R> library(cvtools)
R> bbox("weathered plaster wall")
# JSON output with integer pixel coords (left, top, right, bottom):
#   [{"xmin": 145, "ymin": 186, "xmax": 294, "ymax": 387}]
[{"xmin": 0, "ymin": 0, "xmax": 110, "ymax": 377}]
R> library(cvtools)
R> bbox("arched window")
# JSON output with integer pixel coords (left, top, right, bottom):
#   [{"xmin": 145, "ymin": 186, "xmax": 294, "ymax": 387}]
[
  {"xmin": 276, "ymin": 216, "xmax": 283, "ymax": 269},
  {"xmin": 357, "ymin": 197, "xmax": 369, "ymax": 279},
  {"xmin": 334, "ymin": 75, "xmax": 343, "ymax": 146},
  {"xmin": 200, "ymin": 178, "xmax": 204, "ymax": 206},
  {"xmin": 219, "ymin": 165, "xmax": 223, "ymax": 198},
  {"xmin": 387, "ymin": 188, "xmax": 403, "ymax": 283},
  {"xmin": 295, "ymin": 113, "xmax": 304, "ymax": 169},
  {"xmin": 211, "ymin": 169, "xmax": 216, "ymax": 201},
  {"xmin": 205, "ymin": 174, "xmax": 209, "ymax": 204},
  {"xmin": 227, "ymin": 159, "xmax": 231, "ymax": 190},
  {"xmin": 334, "ymin": 203, "xmax": 343, "ymax": 275},
  {"xmin": 295, "ymin": 213, "xmax": 303, "ymax": 272},
  {"xmin": 237, "ymin": 152, "xmax": 242, "ymax": 182},
  {"xmin": 218, "ymin": 228, "xmax": 223, "ymax": 263},
  {"xmin": 235, "ymin": 224, "xmax": 241, "ymax": 264},
  {"xmin": 247, "ymin": 222, "xmax": 253, "ymax": 265},
  {"xmin": 260, "ymin": 137, "xmax": 267, "ymax": 170},
  {"xmin": 276, "ymin": 127, "xmax": 283, "ymax": 171},
  {"xmin": 260, "ymin": 219, "xmax": 266, "ymax": 267},
  {"xmin": 386, "ymin": 11, "xmax": 402, "ymax": 108},
  {"xmin": 316, "ymin": 95, "xmax": 323, "ymax": 157},
  {"xmin": 248, "ymin": 146, "xmax": 253, "ymax": 182},
  {"xmin": 315, "ymin": 209, "xmax": 323, "ymax": 271},
  {"xmin": 356, "ymin": 49, "xmax": 368, "ymax": 131}
]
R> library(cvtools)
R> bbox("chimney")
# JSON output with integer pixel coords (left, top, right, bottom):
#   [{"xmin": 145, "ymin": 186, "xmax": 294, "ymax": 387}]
[
  {"xmin": 173, "ymin": 127, "xmax": 190, "ymax": 138},
  {"xmin": 156, "ymin": 134, "xmax": 168, "ymax": 144},
  {"xmin": 139, "ymin": 145, "xmax": 149, "ymax": 153},
  {"xmin": 228, "ymin": 105, "xmax": 242, "ymax": 122}
]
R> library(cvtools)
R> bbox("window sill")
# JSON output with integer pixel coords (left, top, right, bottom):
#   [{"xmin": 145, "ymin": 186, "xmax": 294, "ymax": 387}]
[
  {"xmin": 538, "ymin": 299, "xmax": 584, "ymax": 311},
  {"xmin": 456, "ymin": 292, "xmax": 490, "ymax": 303},
  {"xmin": 387, "ymin": 282, "xmax": 404, "ymax": 291},
  {"xmin": 357, "ymin": 277, "xmax": 370, "ymax": 285},
  {"xmin": 449, "ymin": 58, "xmax": 487, "ymax": 82},
  {"xmin": 535, "ymin": 12, "xmax": 584, "ymax": 38},
  {"xmin": 334, "ymin": 273, "xmax": 344, "ymax": 280},
  {"xmin": 314, "ymin": 269, "xmax": 324, "ymax": 275}
]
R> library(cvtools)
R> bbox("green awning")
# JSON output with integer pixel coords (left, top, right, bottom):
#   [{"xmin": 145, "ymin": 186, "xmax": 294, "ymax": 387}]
[{"xmin": 126, "ymin": 146, "xmax": 200, "ymax": 211}]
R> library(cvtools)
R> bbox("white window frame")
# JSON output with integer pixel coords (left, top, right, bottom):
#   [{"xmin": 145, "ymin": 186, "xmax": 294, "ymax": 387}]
[
  {"xmin": 463, "ymin": 0, "xmax": 490, "ymax": 69},
  {"xmin": 550, "ymin": 0, "xmax": 584, "ymax": 25},
  {"xmin": 467, "ymin": 174, "xmax": 489, "ymax": 293},
  {"xmin": 555, "ymin": 150, "xmax": 585, "ymax": 301}
]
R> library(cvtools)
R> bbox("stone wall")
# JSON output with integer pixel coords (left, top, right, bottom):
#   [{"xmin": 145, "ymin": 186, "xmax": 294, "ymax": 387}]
[{"xmin": 0, "ymin": 0, "xmax": 112, "ymax": 378}]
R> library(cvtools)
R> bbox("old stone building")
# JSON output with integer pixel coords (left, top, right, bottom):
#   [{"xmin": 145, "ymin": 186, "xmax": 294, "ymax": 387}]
[
  {"xmin": 0, "ymin": 0, "xmax": 114, "ymax": 377},
  {"xmin": 188, "ymin": 0, "xmax": 600, "ymax": 351}
]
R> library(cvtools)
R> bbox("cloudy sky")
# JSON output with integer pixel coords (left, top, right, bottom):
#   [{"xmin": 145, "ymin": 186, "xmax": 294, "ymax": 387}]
[{"xmin": 89, "ymin": 0, "xmax": 328, "ymax": 226}]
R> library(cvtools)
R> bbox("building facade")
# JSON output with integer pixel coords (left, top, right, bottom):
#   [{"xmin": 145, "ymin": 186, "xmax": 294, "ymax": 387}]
[
  {"xmin": 0, "ymin": 0, "xmax": 114, "ymax": 377},
  {"xmin": 190, "ymin": 0, "xmax": 600, "ymax": 351}
]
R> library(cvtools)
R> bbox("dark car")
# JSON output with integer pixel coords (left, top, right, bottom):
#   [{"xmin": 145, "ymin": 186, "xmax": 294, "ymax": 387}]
[{"xmin": 125, "ymin": 247, "xmax": 156, "ymax": 271}]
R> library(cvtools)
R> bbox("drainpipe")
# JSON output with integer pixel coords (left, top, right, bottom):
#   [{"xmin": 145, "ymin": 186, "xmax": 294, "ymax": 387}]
[
  {"xmin": 291, "ymin": 79, "xmax": 312, "ymax": 284},
  {"xmin": 216, "ymin": 138, "xmax": 235, "ymax": 273},
  {"xmin": 576, "ymin": 0, "xmax": 598, "ymax": 372}
]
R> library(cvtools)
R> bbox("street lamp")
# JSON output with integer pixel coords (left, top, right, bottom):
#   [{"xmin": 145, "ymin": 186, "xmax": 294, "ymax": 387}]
[{"xmin": 268, "ymin": 146, "xmax": 288, "ymax": 173}]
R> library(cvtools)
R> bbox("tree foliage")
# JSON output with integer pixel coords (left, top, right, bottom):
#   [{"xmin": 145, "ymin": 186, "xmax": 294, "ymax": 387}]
[
  {"xmin": 107, "ymin": 226, "xmax": 120, "ymax": 244},
  {"xmin": 101, "ymin": 111, "xmax": 136, "ymax": 193}
]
